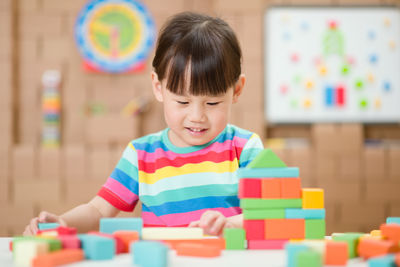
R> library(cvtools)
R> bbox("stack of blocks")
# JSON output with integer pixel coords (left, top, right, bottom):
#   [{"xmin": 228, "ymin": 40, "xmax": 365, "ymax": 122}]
[{"xmin": 236, "ymin": 149, "xmax": 326, "ymax": 250}]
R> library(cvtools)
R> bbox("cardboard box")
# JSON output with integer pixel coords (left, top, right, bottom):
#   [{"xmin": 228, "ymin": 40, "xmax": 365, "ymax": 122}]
[
  {"xmin": 338, "ymin": 124, "xmax": 363, "ymax": 155},
  {"xmin": 65, "ymin": 180, "xmax": 105, "ymax": 204},
  {"xmin": 312, "ymin": 124, "xmax": 340, "ymax": 154},
  {"xmin": 63, "ymin": 145, "xmax": 87, "ymax": 180},
  {"xmin": 388, "ymin": 147, "xmax": 400, "ymax": 180},
  {"xmin": 291, "ymin": 147, "xmax": 314, "ymax": 186},
  {"xmin": 314, "ymin": 153, "xmax": 339, "ymax": 181},
  {"xmin": 340, "ymin": 201, "xmax": 386, "ymax": 227},
  {"xmin": 0, "ymin": 203, "xmax": 35, "ymax": 236},
  {"xmin": 13, "ymin": 179, "xmax": 62, "ymax": 206},
  {"xmin": 38, "ymin": 148, "xmax": 61, "ymax": 180},
  {"xmin": 12, "ymin": 145, "xmax": 37, "ymax": 180},
  {"xmin": 338, "ymin": 155, "xmax": 362, "ymax": 181},
  {"xmin": 87, "ymin": 147, "xmax": 112, "ymax": 180},
  {"xmin": 365, "ymin": 181, "xmax": 400, "ymax": 202},
  {"xmin": 363, "ymin": 146, "xmax": 386, "ymax": 181},
  {"xmin": 317, "ymin": 181, "xmax": 361, "ymax": 202}
]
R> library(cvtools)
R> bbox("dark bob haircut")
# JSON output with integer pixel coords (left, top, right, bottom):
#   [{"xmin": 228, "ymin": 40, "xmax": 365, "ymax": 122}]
[{"xmin": 152, "ymin": 12, "xmax": 242, "ymax": 96}]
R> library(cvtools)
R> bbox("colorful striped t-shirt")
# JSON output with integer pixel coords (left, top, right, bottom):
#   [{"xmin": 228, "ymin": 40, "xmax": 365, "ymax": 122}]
[{"xmin": 98, "ymin": 124, "xmax": 263, "ymax": 227}]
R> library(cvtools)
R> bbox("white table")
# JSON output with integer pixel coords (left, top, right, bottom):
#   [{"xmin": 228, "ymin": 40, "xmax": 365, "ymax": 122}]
[{"xmin": 0, "ymin": 238, "xmax": 368, "ymax": 267}]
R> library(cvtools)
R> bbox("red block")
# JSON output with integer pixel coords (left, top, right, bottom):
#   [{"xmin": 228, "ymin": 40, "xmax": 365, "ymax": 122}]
[
  {"xmin": 58, "ymin": 235, "xmax": 81, "ymax": 249},
  {"xmin": 247, "ymin": 239, "xmax": 287, "ymax": 250},
  {"xmin": 357, "ymin": 238, "xmax": 399, "ymax": 259},
  {"xmin": 325, "ymin": 241, "xmax": 348, "ymax": 265},
  {"xmin": 380, "ymin": 223, "xmax": 400, "ymax": 242},
  {"xmin": 239, "ymin": 178, "xmax": 261, "ymax": 198},
  {"xmin": 88, "ymin": 231, "xmax": 124, "ymax": 254},
  {"xmin": 280, "ymin": 178, "xmax": 301, "ymax": 198},
  {"xmin": 265, "ymin": 219, "xmax": 305, "ymax": 239},
  {"xmin": 244, "ymin": 220, "xmax": 264, "ymax": 240},
  {"xmin": 261, "ymin": 178, "xmax": 280, "ymax": 198}
]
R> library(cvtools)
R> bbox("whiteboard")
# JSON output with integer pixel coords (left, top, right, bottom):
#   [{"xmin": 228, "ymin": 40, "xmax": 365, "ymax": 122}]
[{"xmin": 265, "ymin": 7, "xmax": 400, "ymax": 123}]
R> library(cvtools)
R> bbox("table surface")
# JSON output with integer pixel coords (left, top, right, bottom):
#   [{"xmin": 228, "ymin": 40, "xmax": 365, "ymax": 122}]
[{"xmin": 0, "ymin": 237, "xmax": 368, "ymax": 267}]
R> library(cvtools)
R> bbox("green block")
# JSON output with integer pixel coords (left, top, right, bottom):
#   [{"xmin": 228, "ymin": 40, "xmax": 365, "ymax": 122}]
[
  {"xmin": 240, "ymin": 198, "xmax": 302, "ymax": 210},
  {"xmin": 332, "ymin": 232, "xmax": 364, "ymax": 258},
  {"xmin": 305, "ymin": 219, "xmax": 326, "ymax": 239},
  {"xmin": 296, "ymin": 250, "xmax": 322, "ymax": 267},
  {"xmin": 223, "ymin": 228, "xmax": 246, "ymax": 250},
  {"xmin": 247, "ymin": 149, "xmax": 287, "ymax": 168},
  {"xmin": 243, "ymin": 209, "xmax": 285, "ymax": 219}
]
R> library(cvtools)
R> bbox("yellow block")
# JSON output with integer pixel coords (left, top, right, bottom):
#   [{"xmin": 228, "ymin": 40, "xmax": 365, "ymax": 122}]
[
  {"xmin": 142, "ymin": 227, "xmax": 204, "ymax": 240},
  {"xmin": 370, "ymin": 230, "xmax": 382, "ymax": 237},
  {"xmin": 302, "ymin": 188, "xmax": 324, "ymax": 209},
  {"xmin": 14, "ymin": 240, "xmax": 49, "ymax": 266}
]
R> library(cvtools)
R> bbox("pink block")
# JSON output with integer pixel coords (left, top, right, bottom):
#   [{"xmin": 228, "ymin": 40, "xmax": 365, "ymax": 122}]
[
  {"xmin": 88, "ymin": 231, "xmax": 124, "ymax": 254},
  {"xmin": 247, "ymin": 240, "xmax": 288, "ymax": 250},
  {"xmin": 58, "ymin": 235, "xmax": 81, "ymax": 249}
]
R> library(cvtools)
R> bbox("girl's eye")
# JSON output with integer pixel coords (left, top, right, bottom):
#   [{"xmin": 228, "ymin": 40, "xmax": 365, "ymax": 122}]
[
  {"xmin": 207, "ymin": 102, "xmax": 221, "ymax": 106},
  {"xmin": 177, "ymin": 101, "xmax": 189, "ymax": 105}
]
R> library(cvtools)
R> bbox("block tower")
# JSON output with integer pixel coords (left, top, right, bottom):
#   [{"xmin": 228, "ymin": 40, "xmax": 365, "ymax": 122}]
[{"xmin": 238, "ymin": 149, "xmax": 326, "ymax": 249}]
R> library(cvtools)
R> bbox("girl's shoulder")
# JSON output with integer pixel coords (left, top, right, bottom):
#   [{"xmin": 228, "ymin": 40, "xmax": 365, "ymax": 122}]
[{"xmin": 225, "ymin": 124, "xmax": 260, "ymax": 141}]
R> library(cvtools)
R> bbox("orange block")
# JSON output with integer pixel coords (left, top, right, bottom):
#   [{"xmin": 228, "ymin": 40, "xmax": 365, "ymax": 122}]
[
  {"xmin": 162, "ymin": 238, "xmax": 225, "ymax": 250},
  {"xmin": 113, "ymin": 230, "xmax": 139, "ymax": 253},
  {"xmin": 265, "ymin": 219, "xmax": 305, "ymax": 239},
  {"xmin": 175, "ymin": 242, "xmax": 221, "ymax": 257},
  {"xmin": 261, "ymin": 178, "xmax": 280, "ymax": 198},
  {"xmin": 380, "ymin": 223, "xmax": 400, "ymax": 242},
  {"xmin": 395, "ymin": 253, "xmax": 400, "ymax": 266},
  {"xmin": 32, "ymin": 249, "xmax": 84, "ymax": 267},
  {"xmin": 357, "ymin": 238, "xmax": 399, "ymax": 259},
  {"xmin": 281, "ymin": 178, "xmax": 301, "ymax": 198},
  {"xmin": 325, "ymin": 241, "xmax": 348, "ymax": 265}
]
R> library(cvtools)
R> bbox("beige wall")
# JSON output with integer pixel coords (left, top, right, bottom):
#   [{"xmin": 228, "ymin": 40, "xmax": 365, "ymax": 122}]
[{"xmin": 0, "ymin": 0, "xmax": 399, "ymax": 236}]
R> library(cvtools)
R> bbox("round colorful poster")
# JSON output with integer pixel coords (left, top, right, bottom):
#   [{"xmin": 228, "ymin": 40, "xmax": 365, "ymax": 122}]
[{"xmin": 75, "ymin": 0, "xmax": 156, "ymax": 73}]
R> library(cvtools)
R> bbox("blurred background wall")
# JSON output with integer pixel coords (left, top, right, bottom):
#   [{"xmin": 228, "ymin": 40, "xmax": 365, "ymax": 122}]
[{"xmin": 0, "ymin": 0, "xmax": 399, "ymax": 236}]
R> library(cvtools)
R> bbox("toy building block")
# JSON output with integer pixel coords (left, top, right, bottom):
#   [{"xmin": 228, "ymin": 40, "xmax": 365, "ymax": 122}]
[
  {"xmin": 247, "ymin": 149, "xmax": 287, "ymax": 168},
  {"xmin": 244, "ymin": 220, "xmax": 265, "ymax": 240},
  {"xmin": 247, "ymin": 239, "xmax": 287, "ymax": 250},
  {"xmin": 281, "ymin": 178, "xmax": 301, "ymax": 198},
  {"xmin": 332, "ymin": 233, "xmax": 364, "ymax": 258},
  {"xmin": 325, "ymin": 241, "xmax": 348, "ymax": 265},
  {"xmin": 380, "ymin": 223, "xmax": 400, "ymax": 242},
  {"xmin": 58, "ymin": 235, "xmax": 81, "ymax": 249},
  {"xmin": 38, "ymin": 223, "xmax": 60, "ymax": 231},
  {"xmin": 302, "ymin": 188, "xmax": 324, "ymax": 209},
  {"xmin": 243, "ymin": 209, "xmax": 285, "ymax": 220},
  {"xmin": 368, "ymin": 254, "xmax": 395, "ymax": 267},
  {"xmin": 132, "ymin": 241, "xmax": 168, "ymax": 267},
  {"xmin": 285, "ymin": 209, "xmax": 325, "ymax": 219},
  {"xmin": 305, "ymin": 219, "xmax": 326, "ymax": 239},
  {"xmin": 265, "ymin": 219, "xmax": 305, "ymax": 239},
  {"xmin": 240, "ymin": 198, "xmax": 302, "ymax": 210},
  {"xmin": 176, "ymin": 242, "xmax": 221, "ymax": 257},
  {"xmin": 113, "ymin": 230, "xmax": 139, "ymax": 253},
  {"xmin": 14, "ymin": 240, "xmax": 49, "ymax": 267},
  {"xmin": 239, "ymin": 178, "xmax": 261, "ymax": 198},
  {"xmin": 237, "ymin": 167, "xmax": 299, "ymax": 178},
  {"xmin": 370, "ymin": 230, "xmax": 382, "ymax": 237},
  {"xmin": 395, "ymin": 253, "xmax": 400, "ymax": 266},
  {"xmin": 387, "ymin": 217, "xmax": 400, "ymax": 225},
  {"xmin": 261, "ymin": 178, "xmax": 281, "ymax": 198},
  {"xmin": 56, "ymin": 226, "xmax": 77, "ymax": 235},
  {"xmin": 88, "ymin": 231, "xmax": 124, "ymax": 254},
  {"xmin": 100, "ymin": 217, "xmax": 143, "ymax": 235},
  {"xmin": 302, "ymin": 240, "xmax": 326, "ymax": 256},
  {"xmin": 13, "ymin": 236, "xmax": 62, "ymax": 253},
  {"xmin": 285, "ymin": 243, "xmax": 309, "ymax": 267},
  {"xmin": 296, "ymin": 249, "xmax": 322, "ymax": 267},
  {"xmin": 142, "ymin": 227, "xmax": 203, "ymax": 240},
  {"xmin": 163, "ymin": 238, "xmax": 225, "ymax": 250},
  {"xmin": 224, "ymin": 228, "xmax": 246, "ymax": 250},
  {"xmin": 357, "ymin": 238, "xmax": 399, "ymax": 259},
  {"xmin": 79, "ymin": 234, "xmax": 115, "ymax": 260},
  {"xmin": 32, "ymin": 248, "xmax": 84, "ymax": 267}
]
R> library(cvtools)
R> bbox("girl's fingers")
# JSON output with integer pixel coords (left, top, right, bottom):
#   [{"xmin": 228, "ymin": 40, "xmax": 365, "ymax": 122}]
[
  {"xmin": 199, "ymin": 211, "xmax": 218, "ymax": 228},
  {"xmin": 209, "ymin": 216, "xmax": 226, "ymax": 236},
  {"xmin": 188, "ymin": 220, "xmax": 200, "ymax": 227}
]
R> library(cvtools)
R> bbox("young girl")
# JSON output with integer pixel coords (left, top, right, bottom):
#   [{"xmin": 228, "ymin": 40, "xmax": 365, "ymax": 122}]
[{"xmin": 24, "ymin": 12, "xmax": 263, "ymax": 236}]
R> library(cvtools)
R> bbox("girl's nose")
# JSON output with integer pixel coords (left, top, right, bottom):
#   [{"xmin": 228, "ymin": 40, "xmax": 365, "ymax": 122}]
[{"xmin": 188, "ymin": 104, "xmax": 206, "ymax": 122}]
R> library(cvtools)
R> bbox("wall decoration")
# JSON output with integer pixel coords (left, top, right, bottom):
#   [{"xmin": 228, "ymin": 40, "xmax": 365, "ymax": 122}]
[{"xmin": 265, "ymin": 7, "xmax": 400, "ymax": 123}]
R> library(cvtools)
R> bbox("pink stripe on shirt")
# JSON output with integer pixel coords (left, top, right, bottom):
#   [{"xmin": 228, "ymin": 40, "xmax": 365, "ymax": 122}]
[{"xmin": 103, "ymin": 177, "xmax": 138, "ymax": 205}]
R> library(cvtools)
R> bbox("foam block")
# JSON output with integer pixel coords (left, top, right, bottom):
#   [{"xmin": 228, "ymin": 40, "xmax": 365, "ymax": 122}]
[
  {"xmin": 224, "ymin": 228, "xmax": 246, "ymax": 250},
  {"xmin": 13, "ymin": 237, "xmax": 61, "ymax": 253},
  {"xmin": 79, "ymin": 234, "xmax": 115, "ymax": 260},
  {"xmin": 99, "ymin": 217, "xmax": 143, "ymax": 235},
  {"xmin": 58, "ymin": 235, "xmax": 81, "ymax": 249},
  {"xmin": 88, "ymin": 231, "xmax": 124, "ymax": 254},
  {"xmin": 142, "ymin": 227, "xmax": 203, "ymax": 240},
  {"xmin": 395, "ymin": 253, "xmax": 400, "ymax": 266},
  {"xmin": 132, "ymin": 241, "xmax": 168, "ymax": 267},
  {"xmin": 248, "ymin": 239, "xmax": 287, "ymax": 249},
  {"xmin": 265, "ymin": 219, "xmax": 305, "ymax": 239},
  {"xmin": 176, "ymin": 242, "xmax": 221, "ymax": 257},
  {"xmin": 368, "ymin": 254, "xmax": 395, "ymax": 267},
  {"xmin": 14, "ymin": 240, "xmax": 49, "ymax": 267},
  {"xmin": 243, "ymin": 209, "xmax": 285, "ymax": 220},
  {"xmin": 247, "ymin": 149, "xmax": 287, "ymax": 168},
  {"xmin": 240, "ymin": 198, "xmax": 302, "ymax": 209},
  {"xmin": 163, "ymin": 238, "xmax": 225, "ymax": 250},
  {"xmin": 113, "ymin": 230, "xmax": 139, "ymax": 253},
  {"xmin": 302, "ymin": 188, "xmax": 324, "ymax": 209},
  {"xmin": 370, "ymin": 230, "xmax": 382, "ymax": 237},
  {"xmin": 285, "ymin": 209, "xmax": 325, "ymax": 219},
  {"xmin": 281, "ymin": 178, "xmax": 301, "ymax": 198},
  {"xmin": 332, "ymin": 233, "xmax": 364, "ymax": 258},
  {"xmin": 38, "ymin": 223, "xmax": 60, "ymax": 231},
  {"xmin": 325, "ymin": 241, "xmax": 348, "ymax": 265},
  {"xmin": 244, "ymin": 220, "xmax": 265, "ymax": 240},
  {"xmin": 296, "ymin": 249, "xmax": 322, "ymax": 267},
  {"xmin": 357, "ymin": 238, "xmax": 399, "ymax": 259},
  {"xmin": 237, "ymin": 167, "xmax": 299, "ymax": 178},
  {"xmin": 32, "ymin": 248, "xmax": 84, "ymax": 267},
  {"xmin": 387, "ymin": 217, "xmax": 400, "ymax": 225},
  {"xmin": 285, "ymin": 243, "xmax": 309, "ymax": 267},
  {"xmin": 305, "ymin": 219, "xmax": 326, "ymax": 239},
  {"xmin": 302, "ymin": 240, "xmax": 326, "ymax": 256},
  {"xmin": 261, "ymin": 178, "xmax": 281, "ymax": 198},
  {"xmin": 380, "ymin": 223, "xmax": 400, "ymax": 242},
  {"xmin": 239, "ymin": 178, "xmax": 261, "ymax": 198}
]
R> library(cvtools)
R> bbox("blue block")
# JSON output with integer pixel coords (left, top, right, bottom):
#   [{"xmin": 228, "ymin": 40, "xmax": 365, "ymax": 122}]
[
  {"xmin": 285, "ymin": 209, "xmax": 326, "ymax": 219},
  {"xmin": 368, "ymin": 254, "xmax": 395, "ymax": 267},
  {"xmin": 100, "ymin": 218, "xmax": 143, "ymax": 236},
  {"xmin": 38, "ymin": 223, "xmax": 60, "ymax": 231},
  {"xmin": 285, "ymin": 243, "xmax": 309, "ymax": 267},
  {"xmin": 79, "ymin": 234, "xmax": 115, "ymax": 260},
  {"xmin": 132, "ymin": 241, "xmax": 168, "ymax": 267},
  {"xmin": 386, "ymin": 217, "xmax": 400, "ymax": 225},
  {"xmin": 237, "ymin": 167, "xmax": 299, "ymax": 178}
]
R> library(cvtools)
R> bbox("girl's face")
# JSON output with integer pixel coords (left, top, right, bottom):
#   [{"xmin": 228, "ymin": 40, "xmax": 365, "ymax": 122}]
[{"xmin": 152, "ymin": 72, "xmax": 245, "ymax": 147}]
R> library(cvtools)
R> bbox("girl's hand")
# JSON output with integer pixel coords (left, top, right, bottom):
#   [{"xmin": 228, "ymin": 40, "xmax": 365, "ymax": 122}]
[
  {"xmin": 23, "ymin": 211, "xmax": 66, "ymax": 236},
  {"xmin": 188, "ymin": 210, "xmax": 233, "ymax": 236}
]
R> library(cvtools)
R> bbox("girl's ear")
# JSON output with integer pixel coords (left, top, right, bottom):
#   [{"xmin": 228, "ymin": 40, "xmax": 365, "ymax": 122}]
[
  {"xmin": 232, "ymin": 74, "xmax": 245, "ymax": 103},
  {"xmin": 151, "ymin": 71, "xmax": 164, "ymax": 102}
]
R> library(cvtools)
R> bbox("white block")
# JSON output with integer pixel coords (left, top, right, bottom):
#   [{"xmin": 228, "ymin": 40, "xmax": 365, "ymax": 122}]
[
  {"xmin": 141, "ymin": 227, "xmax": 204, "ymax": 240},
  {"xmin": 14, "ymin": 240, "xmax": 49, "ymax": 266}
]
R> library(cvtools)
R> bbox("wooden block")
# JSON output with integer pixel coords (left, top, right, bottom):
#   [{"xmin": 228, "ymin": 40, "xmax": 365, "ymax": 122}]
[
  {"xmin": 302, "ymin": 188, "xmax": 324, "ymax": 209},
  {"xmin": 100, "ymin": 218, "xmax": 143, "ymax": 235},
  {"xmin": 79, "ymin": 234, "xmax": 115, "ymax": 260},
  {"xmin": 305, "ymin": 219, "xmax": 326, "ymax": 240},
  {"xmin": 243, "ymin": 219, "xmax": 264, "ymax": 240},
  {"xmin": 88, "ymin": 231, "xmax": 124, "ymax": 254},
  {"xmin": 240, "ymin": 198, "xmax": 302, "ymax": 209},
  {"xmin": 380, "ymin": 223, "xmax": 400, "ymax": 242},
  {"xmin": 285, "ymin": 243, "xmax": 309, "ymax": 267},
  {"xmin": 281, "ymin": 178, "xmax": 301, "ymax": 198},
  {"xmin": 162, "ymin": 238, "xmax": 225, "ymax": 250},
  {"xmin": 239, "ymin": 178, "xmax": 261, "ymax": 198},
  {"xmin": 332, "ymin": 233, "xmax": 364, "ymax": 258},
  {"xmin": 32, "ymin": 248, "xmax": 84, "ymax": 267},
  {"xmin": 248, "ymin": 239, "xmax": 287, "ymax": 250},
  {"xmin": 224, "ymin": 228, "xmax": 245, "ymax": 250},
  {"xmin": 265, "ymin": 219, "xmax": 305, "ymax": 239},
  {"xmin": 325, "ymin": 241, "xmax": 348, "ymax": 265},
  {"xmin": 14, "ymin": 240, "xmax": 49, "ymax": 267},
  {"xmin": 261, "ymin": 178, "xmax": 281, "ymax": 198},
  {"xmin": 132, "ymin": 241, "xmax": 168, "ymax": 267},
  {"xmin": 243, "ymin": 209, "xmax": 285, "ymax": 220},
  {"xmin": 296, "ymin": 249, "xmax": 322, "ymax": 267},
  {"xmin": 176, "ymin": 242, "xmax": 221, "ymax": 257},
  {"xmin": 141, "ymin": 227, "xmax": 203, "ymax": 240},
  {"xmin": 113, "ymin": 230, "xmax": 139, "ymax": 253},
  {"xmin": 357, "ymin": 238, "xmax": 399, "ymax": 259}
]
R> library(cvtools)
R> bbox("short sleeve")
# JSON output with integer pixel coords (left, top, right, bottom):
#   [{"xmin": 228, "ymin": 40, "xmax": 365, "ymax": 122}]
[
  {"xmin": 97, "ymin": 142, "xmax": 140, "ymax": 212},
  {"xmin": 238, "ymin": 133, "xmax": 264, "ymax": 168}
]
